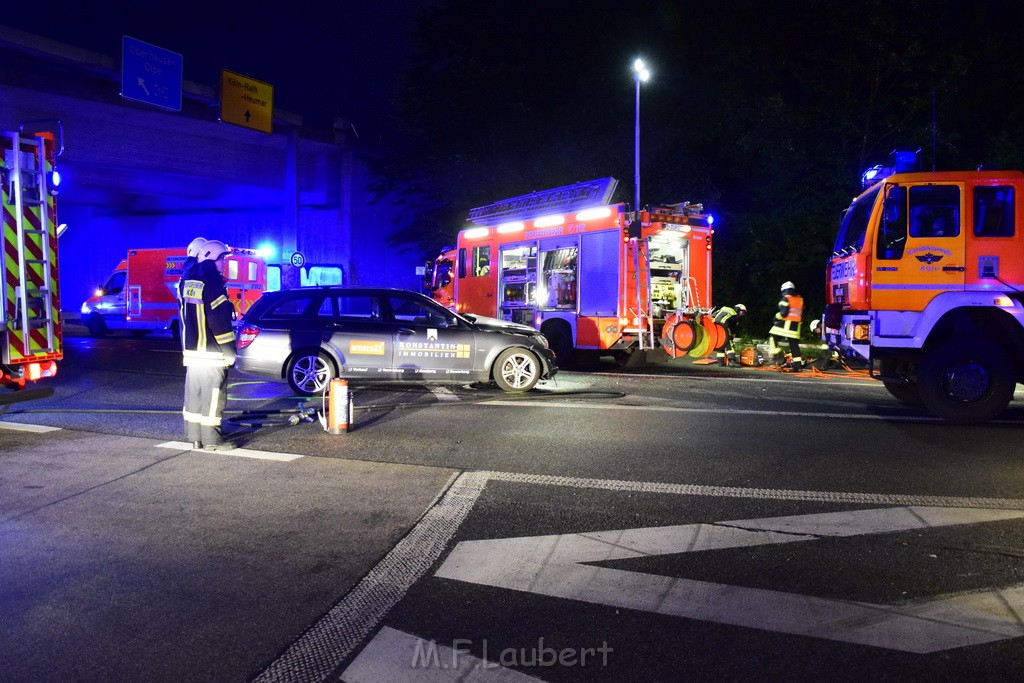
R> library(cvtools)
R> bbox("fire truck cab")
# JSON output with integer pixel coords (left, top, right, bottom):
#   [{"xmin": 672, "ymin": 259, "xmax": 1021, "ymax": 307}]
[{"xmin": 825, "ymin": 153, "xmax": 1024, "ymax": 422}]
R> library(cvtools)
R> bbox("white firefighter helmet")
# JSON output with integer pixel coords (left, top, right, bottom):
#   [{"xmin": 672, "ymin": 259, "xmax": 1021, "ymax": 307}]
[
  {"xmin": 186, "ymin": 237, "xmax": 207, "ymax": 258},
  {"xmin": 198, "ymin": 240, "xmax": 230, "ymax": 262},
  {"xmin": 810, "ymin": 318, "xmax": 822, "ymax": 333},
  {"xmin": 781, "ymin": 281, "xmax": 795, "ymax": 291},
  {"xmin": 735, "ymin": 304, "xmax": 747, "ymax": 314}
]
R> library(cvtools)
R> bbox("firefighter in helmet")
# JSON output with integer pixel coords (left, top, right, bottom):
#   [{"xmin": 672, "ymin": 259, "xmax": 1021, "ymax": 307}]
[
  {"xmin": 712, "ymin": 303, "xmax": 747, "ymax": 366},
  {"xmin": 769, "ymin": 281, "xmax": 804, "ymax": 371},
  {"xmin": 179, "ymin": 240, "xmax": 237, "ymax": 451}
]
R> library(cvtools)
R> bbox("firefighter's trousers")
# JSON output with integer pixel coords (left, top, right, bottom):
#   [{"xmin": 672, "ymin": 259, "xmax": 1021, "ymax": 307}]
[
  {"xmin": 770, "ymin": 335, "xmax": 803, "ymax": 367},
  {"xmin": 183, "ymin": 365, "xmax": 229, "ymax": 447}
]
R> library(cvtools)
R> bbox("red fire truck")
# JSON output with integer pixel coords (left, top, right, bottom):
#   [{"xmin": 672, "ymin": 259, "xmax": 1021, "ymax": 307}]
[
  {"xmin": 81, "ymin": 246, "xmax": 266, "ymax": 338},
  {"xmin": 1, "ymin": 124, "xmax": 62, "ymax": 394},
  {"xmin": 824, "ymin": 151, "xmax": 1024, "ymax": 423},
  {"xmin": 426, "ymin": 178, "xmax": 718, "ymax": 365}
]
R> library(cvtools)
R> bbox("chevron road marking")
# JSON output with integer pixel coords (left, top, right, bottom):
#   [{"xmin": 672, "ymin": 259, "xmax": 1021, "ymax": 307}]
[{"xmin": 435, "ymin": 506, "xmax": 1024, "ymax": 654}]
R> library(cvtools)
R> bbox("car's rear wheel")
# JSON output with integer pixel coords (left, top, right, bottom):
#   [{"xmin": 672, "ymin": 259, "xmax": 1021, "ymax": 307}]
[
  {"xmin": 493, "ymin": 347, "xmax": 541, "ymax": 392},
  {"xmin": 287, "ymin": 350, "xmax": 335, "ymax": 396}
]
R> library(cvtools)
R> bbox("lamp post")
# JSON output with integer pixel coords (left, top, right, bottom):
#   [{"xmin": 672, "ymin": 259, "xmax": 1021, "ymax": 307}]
[
  {"xmin": 632, "ymin": 58, "xmax": 650, "ymax": 220},
  {"xmin": 632, "ymin": 58, "xmax": 650, "ymax": 348}
]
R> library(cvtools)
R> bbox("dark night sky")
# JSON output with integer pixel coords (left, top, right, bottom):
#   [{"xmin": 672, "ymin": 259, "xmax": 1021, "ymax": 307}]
[{"xmin": 3, "ymin": 0, "xmax": 429, "ymax": 132}]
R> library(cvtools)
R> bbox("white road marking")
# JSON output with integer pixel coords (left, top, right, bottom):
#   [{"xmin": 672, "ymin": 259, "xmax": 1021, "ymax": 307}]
[
  {"xmin": 255, "ymin": 471, "xmax": 491, "ymax": 683},
  {"xmin": 154, "ymin": 441, "xmax": 303, "ymax": 462},
  {"xmin": 435, "ymin": 506, "xmax": 1024, "ymax": 653},
  {"xmin": 257, "ymin": 471, "xmax": 1024, "ymax": 680},
  {"xmin": 0, "ymin": 421, "xmax": 61, "ymax": 433},
  {"xmin": 481, "ymin": 399, "xmax": 944, "ymax": 422},
  {"xmin": 343, "ymin": 627, "xmax": 544, "ymax": 682}
]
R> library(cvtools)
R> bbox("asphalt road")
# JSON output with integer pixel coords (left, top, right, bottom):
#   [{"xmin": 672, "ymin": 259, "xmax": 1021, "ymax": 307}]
[{"xmin": 2, "ymin": 326, "xmax": 1023, "ymax": 682}]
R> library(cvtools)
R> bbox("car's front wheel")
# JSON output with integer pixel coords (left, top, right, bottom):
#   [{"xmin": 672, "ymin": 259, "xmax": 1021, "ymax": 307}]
[
  {"xmin": 286, "ymin": 350, "xmax": 334, "ymax": 396},
  {"xmin": 493, "ymin": 347, "xmax": 541, "ymax": 392}
]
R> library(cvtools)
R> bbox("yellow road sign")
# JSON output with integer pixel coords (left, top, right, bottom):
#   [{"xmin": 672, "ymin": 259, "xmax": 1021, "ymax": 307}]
[{"xmin": 219, "ymin": 69, "xmax": 274, "ymax": 133}]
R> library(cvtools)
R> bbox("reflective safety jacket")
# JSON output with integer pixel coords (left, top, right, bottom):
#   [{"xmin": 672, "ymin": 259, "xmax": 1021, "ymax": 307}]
[
  {"xmin": 769, "ymin": 293, "xmax": 803, "ymax": 339},
  {"xmin": 180, "ymin": 260, "xmax": 236, "ymax": 367},
  {"xmin": 713, "ymin": 306, "xmax": 741, "ymax": 332}
]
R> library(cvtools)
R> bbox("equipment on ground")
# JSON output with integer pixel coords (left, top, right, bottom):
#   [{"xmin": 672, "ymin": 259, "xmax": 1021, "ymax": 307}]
[
  {"xmin": 1, "ymin": 123, "xmax": 63, "ymax": 391},
  {"xmin": 825, "ymin": 151, "xmax": 1024, "ymax": 422}
]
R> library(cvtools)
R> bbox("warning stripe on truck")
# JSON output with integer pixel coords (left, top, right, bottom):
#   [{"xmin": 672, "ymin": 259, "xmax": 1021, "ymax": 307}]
[{"xmin": 2, "ymin": 137, "xmax": 62, "ymax": 364}]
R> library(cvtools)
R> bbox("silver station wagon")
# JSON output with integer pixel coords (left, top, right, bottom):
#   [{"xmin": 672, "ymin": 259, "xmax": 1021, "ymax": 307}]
[{"xmin": 235, "ymin": 286, "xmax": 557, "ymax": 396}]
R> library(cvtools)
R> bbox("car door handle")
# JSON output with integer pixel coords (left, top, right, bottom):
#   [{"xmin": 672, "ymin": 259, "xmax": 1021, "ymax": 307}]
[
  {"xmin": 485, "ymin": 293, "xmax": 493, "ymax": 297},
  {"xmin": 942, "ymin": 266, "xmax": 965, "ymax": 272},
  {"xmin": 397, "ymin": 328, "xmax": 415, "ymax": 336}
]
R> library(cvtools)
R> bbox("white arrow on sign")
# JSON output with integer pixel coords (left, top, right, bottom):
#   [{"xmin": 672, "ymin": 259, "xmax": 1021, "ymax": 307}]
[
  {"xmin": 137, "ymin": 77, "xmax": 149, "ymax": 96},
  {"xmin": 435, "ymin": 506, "xmax": 1024, "ymax": 653}
]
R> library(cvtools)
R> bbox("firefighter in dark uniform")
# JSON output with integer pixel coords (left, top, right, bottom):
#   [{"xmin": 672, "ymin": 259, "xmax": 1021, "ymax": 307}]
[
  {"xmin": 713, "ymin": 303, "xmax": 747, "ymax": 366},
  {"xmin": 180, "ymin": 240, "xmax": 237, "ymax": 450},
  {"xmin": 769, "ymin": 281, "xmax": 804, "ymax": 371}
]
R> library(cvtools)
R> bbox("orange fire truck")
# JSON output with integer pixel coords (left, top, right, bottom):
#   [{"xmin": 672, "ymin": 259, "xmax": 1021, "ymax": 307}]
[
  {"xmin": 1, "ymin": 124, "xmax": 62, "ymax": 394},
  {"xmin": 426, "ymin": 178, "xmax": 719, "ymax": 365},
  {"xmin": 824, "ymin": 151, "xmax": 1024, "ymax": 423},
  {"xmin": 81, "ymin": 246, "xmax": 266, "ymax": 337}
]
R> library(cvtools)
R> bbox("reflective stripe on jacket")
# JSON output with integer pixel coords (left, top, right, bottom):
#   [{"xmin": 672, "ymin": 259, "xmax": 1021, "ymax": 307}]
[
  {"xmin": 180, "ymin": 260, "xmax": 236, "ymax": 367},
  {"xmin": 770, "ymin": 293, "xmax": 803, "ymax": 339}
]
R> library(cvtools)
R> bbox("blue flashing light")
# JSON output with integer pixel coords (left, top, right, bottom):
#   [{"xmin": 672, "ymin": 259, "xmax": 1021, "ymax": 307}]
[
  {"xmin": 255, "ymin": 242, "xmax": 278, "ymax": 261},
  {"xmin": 707, "ymin": 214, "xmax": 714, "ymax": 226}
]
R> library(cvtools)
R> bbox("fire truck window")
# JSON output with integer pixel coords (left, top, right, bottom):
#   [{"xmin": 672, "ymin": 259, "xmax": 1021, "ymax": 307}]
[
  {"xmin": 834, "ymin": 184, "xmax": 879, "ymax": 253},
  {"xmin": 539, "ymin": 247, "xmax": 578, "ymax": 309},
  {"xmin": 458, "ymin": 248, "xmax": 468, "ymax": 279},
  {"xmin": 974, "ymin": 186, "xmax": 1015, "ymax": 237},
  {"xmin": 104, "ymin": 271, "xmax": 126, "ymax": 295},
  {"xmin": 227, "ymin": 260, "xmax": 239, "ymax": 280},
  {"xmin": 472, "ymin": 246, "xmax": 491, "ymax": 277},
  {"xmin": 876, "ymin": 185, "xmax": 907, "ymax": 260},
  {"xmin": 248, "ymin": 261, "xmax": 258, "ymax": 282},
  {"xmin": 908, "ymin": 185, "xmax": 960, "ymax": 238}
]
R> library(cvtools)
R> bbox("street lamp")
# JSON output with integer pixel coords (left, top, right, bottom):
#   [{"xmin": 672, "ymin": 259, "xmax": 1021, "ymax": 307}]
[
  {"xmin": 632, "ymin": 58, "xmax": 650, "ymax": 221},
  {"xmin": 632, "ymin": 58, "xmax": 650, "ymax": 348}
]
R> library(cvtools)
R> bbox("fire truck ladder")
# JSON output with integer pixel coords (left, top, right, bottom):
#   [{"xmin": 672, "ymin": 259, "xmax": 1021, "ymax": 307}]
[
  {"xmin": 629, "ymin": 236, "xmax": 657, "ymax": 350},
  {"xmin": 2, "ymin": 131, "xmax": 58, "ymax": 357}
]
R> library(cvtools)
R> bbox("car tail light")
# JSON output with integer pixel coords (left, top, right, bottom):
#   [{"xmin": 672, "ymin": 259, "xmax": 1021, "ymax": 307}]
[{"xmin": 237, "ymin": 326, "xmax": 260, "ymax": 349}]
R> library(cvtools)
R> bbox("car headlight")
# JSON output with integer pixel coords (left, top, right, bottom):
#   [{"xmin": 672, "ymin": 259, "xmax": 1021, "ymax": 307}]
[{"xmin": 531, "ymin": 333, "xmax": 549, "ymax": 349}]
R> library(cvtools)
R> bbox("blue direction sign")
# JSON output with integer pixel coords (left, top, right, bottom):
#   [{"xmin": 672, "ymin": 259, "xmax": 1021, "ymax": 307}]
[{"xmin": 120, "ymin": 36, "xmax": 183, "ymax": 111}]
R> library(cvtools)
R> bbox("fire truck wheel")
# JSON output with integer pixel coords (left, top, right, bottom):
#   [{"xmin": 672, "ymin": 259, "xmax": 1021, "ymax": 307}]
[
  {"xmin": 918, "ymin": 340, "xmax": 1015, "ymax": 423},
  {"xmin": 544, "ymin": 328, "xmax": 575, "ymax": 368},
  {"xmin": 493, "ymin": 347, "xmax": 541, "ymax": 392},
  {"xmin": 882, "ymin": 380, "xmax": 922, "ymax": 405},
  {"xmin": 287, "ymin": 350, "xmax": 336, "ymax": 396},
  {"xmin": 84, "ymin": 314, "xmax": 107, "ymax": 338}
]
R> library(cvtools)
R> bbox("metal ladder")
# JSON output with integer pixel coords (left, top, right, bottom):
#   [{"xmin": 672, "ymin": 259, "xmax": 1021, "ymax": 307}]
[{"xmin": 3, "ymin": 130, "xmax": 57, "ymax": 356}]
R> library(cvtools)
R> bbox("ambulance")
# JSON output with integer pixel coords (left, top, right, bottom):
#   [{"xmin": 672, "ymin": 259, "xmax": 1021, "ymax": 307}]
[{"xmin": 81, "ymin": 246, "xmax": 266, "ymax": 337}]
